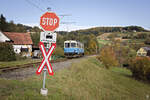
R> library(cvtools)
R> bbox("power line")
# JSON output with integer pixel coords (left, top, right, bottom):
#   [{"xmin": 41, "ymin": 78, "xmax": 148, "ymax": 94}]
[{"xmin": 25, "ymin": 0, "xmax": 45, "ymax": 12}]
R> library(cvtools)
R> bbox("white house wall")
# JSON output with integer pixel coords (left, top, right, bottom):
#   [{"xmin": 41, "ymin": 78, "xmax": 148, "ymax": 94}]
[
  {"xmin": 13, "ymin": 45, "xmax": 32, "ymax": 57},
  {"xmin": 0, "ymin": 32, "xmax": 10, "ymax": 42}
]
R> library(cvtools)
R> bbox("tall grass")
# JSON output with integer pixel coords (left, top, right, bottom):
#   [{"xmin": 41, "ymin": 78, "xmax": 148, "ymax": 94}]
[{"xmin": 0, "ymin": 57, "xmax": 150, "ymax": 100}]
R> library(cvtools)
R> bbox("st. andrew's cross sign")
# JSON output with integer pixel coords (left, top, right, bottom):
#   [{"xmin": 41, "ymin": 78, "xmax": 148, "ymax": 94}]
[{"xmin": 36, "ymin": 42, "xmax": 56, "ymax": 75}]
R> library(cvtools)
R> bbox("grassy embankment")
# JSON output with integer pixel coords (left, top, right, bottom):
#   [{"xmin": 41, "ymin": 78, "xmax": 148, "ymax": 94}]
[
  {"xmin": 96, "ymin": 33, "xmax": 111, "ymax": 48},
  {"xmin": 0, "ymin": 57, "xmax": 150, "ymax": 100},
  {"xmin": 97, "ymin": 39, "xmax": 110, "ymax": 48},
  {"xmin": 0, "ymin": 56, "xmax": 65, "ymax": 68},
  {"xmin": 0, "ymin": 58, "xmax": 41, "ymax": 68}
]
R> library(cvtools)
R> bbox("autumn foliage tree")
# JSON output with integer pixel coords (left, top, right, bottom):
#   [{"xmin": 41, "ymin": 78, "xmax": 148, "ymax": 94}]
[
  {"xmin": 129, "ymin": 57, "xmax": 150, "ymax": 81},
  {"xmin": 97, "ymin": 46, "xmax": 118, "ymax": 69},
  {"xmin": 88, "ymin": 39, "xmax": 97, "ymax": 54}
]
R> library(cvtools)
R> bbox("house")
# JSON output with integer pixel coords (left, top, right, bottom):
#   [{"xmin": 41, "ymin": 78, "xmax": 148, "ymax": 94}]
[
  {"xmin": 32, "ymin": 45, "xmax": 41, "ymax": 58},
  {"xmin": 137, "ymin": 47, "xmax": 150, "ymax": 57},
  {"xmin": 0, "ymin": 31, "xmax": 33, "ymax": 57}
]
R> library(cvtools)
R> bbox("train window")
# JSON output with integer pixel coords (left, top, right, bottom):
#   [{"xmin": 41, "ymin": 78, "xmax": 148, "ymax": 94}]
[
  {"xmin": 65, "ymin": 43, "xmax": 70, "ymax": 48},
  {"xmin": 71, "ymin": 43, "xmax": 76, "ymax": 47}
]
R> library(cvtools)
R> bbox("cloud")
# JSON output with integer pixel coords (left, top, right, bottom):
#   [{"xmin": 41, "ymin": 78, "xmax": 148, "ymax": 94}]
[
  {"xmin": 23, "ymin": 23, "xmax": 39, "ymax": 27},
  {"xmin": 23, "ymin": 23, "xmax": 97, "ymax": 31},
  {"xmin": 57, "ymin": 24, "xmax": 98, "ymax": 32}
]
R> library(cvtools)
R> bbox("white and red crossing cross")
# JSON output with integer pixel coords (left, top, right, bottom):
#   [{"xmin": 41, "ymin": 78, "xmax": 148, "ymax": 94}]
[{"xmin": 36, "ymin": 42, "xmax": 56, "ymax": 75}]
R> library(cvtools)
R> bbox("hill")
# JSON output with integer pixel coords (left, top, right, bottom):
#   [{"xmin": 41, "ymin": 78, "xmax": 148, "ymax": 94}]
[{"xmin": 71, "ymin": 26, "xmax": 149, "ymax": 35}]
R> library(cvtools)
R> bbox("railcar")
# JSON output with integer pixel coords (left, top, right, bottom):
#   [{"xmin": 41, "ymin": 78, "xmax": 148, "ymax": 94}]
[{"xmin": 64, "ymin": 40, "xmax": 84, "ymax": 57}]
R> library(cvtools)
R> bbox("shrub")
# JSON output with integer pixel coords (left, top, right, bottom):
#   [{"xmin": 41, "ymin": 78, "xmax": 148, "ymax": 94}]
[
  {"xmin": 113, "ymin": 41, "xmax": 136, "ymax": 67},
  {"xmin": 144, "ymin": 38, "xmax": 150, "ymax": 45},
  {"xmin": 97, "ymin": 46, "xmax": 118, "ymax": 69},
  {"xmin": 15, "ymin": 54, "xmax": 27, "ymax": 60},
  {"xmin": 129, "ymin": 57, "xmax": 150, "ymax": 81},
  {"xmin": 0, "ymin": 43, "xmax": 16, "ymax": 61},
  {"xmin": 53, "ymin": 46, "xmax": 64, "ymax": 57}
]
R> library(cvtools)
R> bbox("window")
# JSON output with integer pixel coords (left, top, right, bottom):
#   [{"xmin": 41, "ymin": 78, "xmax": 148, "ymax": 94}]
[
  {"xmin": 71, "ymin": 43, "xmax": 76, "ymax": 48},
  {"xmin": 21, "ymin": 48, "xmax": 29, "ymax": 52},
  {"xmin": 137, "ymin": 53, "xmax": 141, "ymax": 56},
  {"xmin": 65, "ymin": 43, "xmax": 70, "ymax": 48},
  {"xmin": 142, "ymin": 53, "xmax": 146, "ymax": 56}
]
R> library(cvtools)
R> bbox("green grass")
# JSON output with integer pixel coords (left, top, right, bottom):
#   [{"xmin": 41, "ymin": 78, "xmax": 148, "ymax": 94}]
[
  {"xmin": 0, "ymin": 57, "xmax": 150, "ymax": 100},
  {"xmin": 0, "ymin": 58, "xmax": 41, "ymax": 68},
  {"xmin": 97, "ymin": 39, "xmax": 111, "ymax": 48},
  {"xmin": 97, "ymin": 39, "xmax": 110, "ymax": 44}
]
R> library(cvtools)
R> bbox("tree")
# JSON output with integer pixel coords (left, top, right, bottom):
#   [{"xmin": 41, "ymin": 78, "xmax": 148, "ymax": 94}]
[
  {"xmin": 129, "ymin": 57, "xmax": 150, "ymax": 81},
  {"xmin": 88, "ymin": 39, "xmax": 97, "ymax": 54},
  {"xmin": 7, "ymin": 20, "xmax": 16, "ymax": 32},
  {"xmin": 0, "ymin": 43, "xmax": 16, "ymax": 61},
  {"xmin": 0, "ymin": 14, "xmax": 7, "ymax": 31},
  {"xmin": 31, "ymin": 26, "xmax": 41, "ymax": 32},
  {"xmin": 97, "ymin": 46, "xmax": 118, "ymax": 69},
  {"xmin": 53, "ymin": 46, "xmax": 64, "ymax": 57},
  {"xmin": 144, "ymin": 38, "xmax": 150, "ymax": 45},
  {"xmin": 30, "ymin": 32, "xmax": 40, "ymax": 46},
  {"xmin": 123, "ymin": 26, "xmax": 147, "ymax": 32}
]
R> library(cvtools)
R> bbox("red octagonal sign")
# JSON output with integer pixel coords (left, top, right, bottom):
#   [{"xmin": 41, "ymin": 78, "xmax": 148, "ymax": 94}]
[{"xmin": 40, "ymin": 12, "xmax": 59, "ymax": 31}]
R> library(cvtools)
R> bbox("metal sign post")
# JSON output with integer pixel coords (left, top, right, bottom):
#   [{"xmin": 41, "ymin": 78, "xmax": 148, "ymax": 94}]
[
  {"xmin": 41, "ymin": 67, "xmax": 48, "ymax": 95},
  {"xmin": 43, "ymin": 67, "xmax": 47, "ymax": 89}
]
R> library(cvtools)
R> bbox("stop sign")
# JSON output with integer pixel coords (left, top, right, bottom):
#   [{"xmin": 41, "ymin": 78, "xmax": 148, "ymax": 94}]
[{"xmin": 40, "ymin": 12, "xmax": 59, "ymax": 31}]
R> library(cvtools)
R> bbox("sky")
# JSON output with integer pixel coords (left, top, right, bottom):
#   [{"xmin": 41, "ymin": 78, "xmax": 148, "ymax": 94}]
[{"xmin": 0, "ymin": 0, "xmax": 150, "ymax": 31}]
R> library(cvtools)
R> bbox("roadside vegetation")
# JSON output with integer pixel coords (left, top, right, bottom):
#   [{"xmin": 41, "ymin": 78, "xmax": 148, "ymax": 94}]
[
  {"xmin": 130, "ymin": 57, "xmax": 150, "ymax": 81},
  {"xmin": 0, "ymin": 58, "xmax": 41, "ymax": 68},
  {"xmin": 0, "ymin": 43, "xmax": 16, "ymax": 61},
  {"xmin": 97, "ymin": 46, "xmax": 118, "ymax": 69},
  {"xmin": 0, "ymin": 57, "xmax": 150, "ymax": 100}
]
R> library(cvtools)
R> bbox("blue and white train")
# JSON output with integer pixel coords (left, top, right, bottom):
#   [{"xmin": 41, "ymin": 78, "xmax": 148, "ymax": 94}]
[{"xmin": 64, "ymin": 40, "xmax": 84, "ymax": 57}]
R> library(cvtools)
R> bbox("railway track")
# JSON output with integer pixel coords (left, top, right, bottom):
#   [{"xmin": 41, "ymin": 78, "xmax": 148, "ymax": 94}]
[
  {"xmin": 0, "ymin": 55, "xmax": 95, "ymax": 79},
  {"xmin": 0, "ymin": 55, "xmax": 95, "ymax": 75},
  {"xmin": 0, "ymin": 58, "xmax": 67, "ymax": 73}
]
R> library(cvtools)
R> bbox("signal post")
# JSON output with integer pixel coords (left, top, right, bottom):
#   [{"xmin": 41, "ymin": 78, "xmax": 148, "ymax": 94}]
[{"xmin": 36, "ymin": 11, "xmax": 59, "ymax": 96}]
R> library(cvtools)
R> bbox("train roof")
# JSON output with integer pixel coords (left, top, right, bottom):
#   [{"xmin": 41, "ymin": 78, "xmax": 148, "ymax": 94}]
[
  {"xmin": 64, "ymin": 40, "xmax": 84, "ymax": 45},
  {"xmin": 64, "ymin": 40, "xmax": 77, "ymax": 43}
]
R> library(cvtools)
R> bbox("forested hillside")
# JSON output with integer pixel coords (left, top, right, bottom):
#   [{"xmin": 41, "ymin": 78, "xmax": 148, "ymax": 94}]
[{"xmin": 0, "ymin": 14, "xmax": 40, "ymax": 32}]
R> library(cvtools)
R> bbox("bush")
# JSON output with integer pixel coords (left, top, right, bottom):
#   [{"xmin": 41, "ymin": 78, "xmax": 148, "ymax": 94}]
[
  {"xmin": 52, "ymin": 46, "xmax": 64, "ymax": 57},
  {"xmin": 144, "ymin": 38, "xmax": 150, "ymax": 45},
  {"xmin": 0, "ymin": 43, "xmax": 16, "ymax": 61},
  {"xmin": 97, "ymin": 46, "xmax": 118, "ymax": 69},
  {"xmin": 112, "ymin": 41, "xmax": 136, "ymax": 67},
  {"xmin": 15, "ymin": 54, "xmax": 27, "ymax": 60},
  {"xmin": 129, "ymin": 57, "xmax": 150, "ymax": 81}
]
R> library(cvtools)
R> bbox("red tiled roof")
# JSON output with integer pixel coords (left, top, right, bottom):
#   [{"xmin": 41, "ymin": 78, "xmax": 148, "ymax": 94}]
[{"xmin": 3, "ymin": 32, "xmax": 33, "ymax": 45}]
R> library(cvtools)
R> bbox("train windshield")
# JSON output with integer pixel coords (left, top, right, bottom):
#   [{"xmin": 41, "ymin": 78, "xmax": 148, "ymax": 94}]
[
  {"xmin": 65, "ymin": 43, "xmax": 70, "ymax": 48},
  {"xmin": 71, "ymin": 43, "xmax": 76, "ymax": 48}
]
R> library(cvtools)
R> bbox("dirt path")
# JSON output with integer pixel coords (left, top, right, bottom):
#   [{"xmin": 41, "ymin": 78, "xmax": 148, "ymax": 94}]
[{"xmin": 0, "ymin": 56, "xmax": 92, "ymax": 80}]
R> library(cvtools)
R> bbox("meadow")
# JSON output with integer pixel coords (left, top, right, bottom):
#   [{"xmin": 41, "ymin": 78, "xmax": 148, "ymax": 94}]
[{"xmin": 0, "ymin": 57, "xmax": 150, "ymax": 100}]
